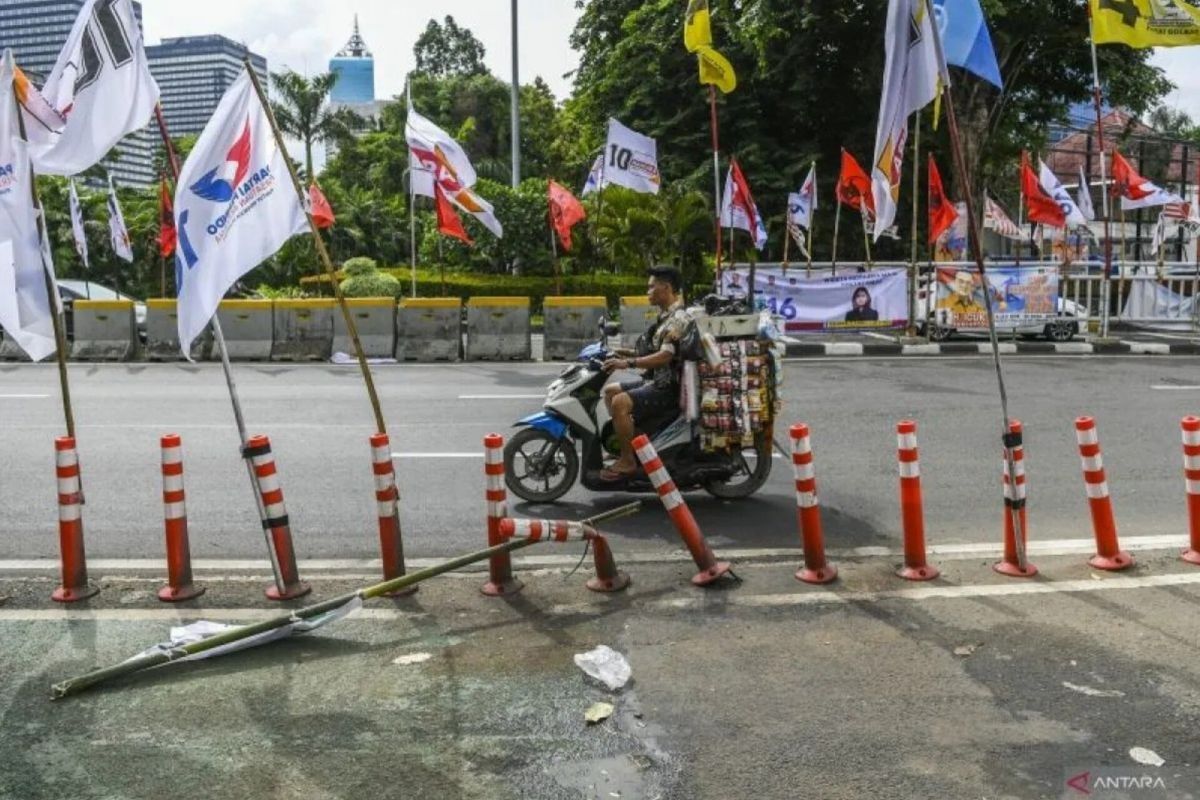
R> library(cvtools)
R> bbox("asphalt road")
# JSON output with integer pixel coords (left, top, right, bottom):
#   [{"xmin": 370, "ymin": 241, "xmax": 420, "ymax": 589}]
[{"xmin": 3, "ymin": 354, "xmax": 1200, "ymax": 562}]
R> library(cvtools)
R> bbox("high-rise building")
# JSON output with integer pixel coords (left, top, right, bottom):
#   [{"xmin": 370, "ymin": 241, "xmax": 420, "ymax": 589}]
[
  {"xmin": 329, "ymin": 15, "xmax": 374, "ymax": 104},
  {"xmin": 0, "ymin": 0, "xmax": 155, "ymax": 187},
  {"xmin": 147, "ymin": 35, "xmax": 268, "ymax": 138}
]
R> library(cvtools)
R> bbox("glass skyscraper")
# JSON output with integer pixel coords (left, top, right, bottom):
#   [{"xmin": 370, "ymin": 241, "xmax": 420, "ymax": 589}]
[
  {"xmin": 146, "ymin": 35, "xmax": 268, "ymax": 137},
  {"xmin": 329, "ymin": 15, "xmax": 374, "ymax": 104}
]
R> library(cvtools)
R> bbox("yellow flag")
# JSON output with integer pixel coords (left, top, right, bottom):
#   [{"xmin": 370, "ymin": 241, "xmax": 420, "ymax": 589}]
[
  {"xmin": 684, "ymin": 0, "xmax": 712, "ymax": 52},
  {"xmin": 1090, "ymin": 0, "xmax": 1200, "ymax": 48},
  {"xmin": 697, "ymin": 46, "xmax": 737, "ymax": 94}
]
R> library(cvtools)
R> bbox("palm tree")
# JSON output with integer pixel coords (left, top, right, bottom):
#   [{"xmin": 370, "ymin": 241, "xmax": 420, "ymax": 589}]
[{"xmin": 269, "ymin": 70, "xmax": 363, "ymax": 180}]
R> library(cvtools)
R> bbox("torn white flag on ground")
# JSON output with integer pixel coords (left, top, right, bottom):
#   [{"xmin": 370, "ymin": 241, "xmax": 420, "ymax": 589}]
[
  {"xmin": 26, "ymin": 0, "xmax": 160, "ymax": 176},
  {"xmin": 0, "ymin": 53, "xmax": 59, "ymax": 362}
]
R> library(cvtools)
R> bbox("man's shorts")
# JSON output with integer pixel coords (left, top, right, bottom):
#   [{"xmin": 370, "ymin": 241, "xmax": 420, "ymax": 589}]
[{"xmin": 619, "ymin": 379, "xmax": 678, "ymax": 421}]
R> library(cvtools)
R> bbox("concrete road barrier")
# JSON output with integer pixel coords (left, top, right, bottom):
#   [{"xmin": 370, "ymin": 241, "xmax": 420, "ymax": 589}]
[
  {"xmin": 466, "ymin": 297, "xmax": 531, "ymax": 361},
  {"xmin": 397, "ymin": 298, "xmax": 462, "ymax": 361},
  {"xmin": 211, "ymin": 300, "xmax": 273, "ymax": 361},
  {"xmin": 145, "ymin": 299, "xmax": 209, "ymax": 360},
  {"xmin": 272, "ymin": 299, "xmax": 335, "ymax": 361},
  {"xmin": 70, "ymin": 300, "xmax": 138, "ymax": 361},
  {"xmin": 543, "ymin": 296, "xmax": 607, "ymax": 361},
  {"xmin": 333, "ymin": 298, "xmax": 396, "ymax": 358},
  {"xmin": 620, "ymin": 295, "xmax": 656, "ymax": 349}
]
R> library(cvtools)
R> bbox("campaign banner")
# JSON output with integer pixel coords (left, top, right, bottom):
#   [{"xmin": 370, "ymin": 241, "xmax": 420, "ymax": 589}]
[
  {"xmin": 721, "ymin": 267, "xmax": 908, "ymax": 332},
  {"xmin": 934, "ymin": 265, "xmax": 1059, "ymax": 329},
  {"xmin": 934, "ymin": 201, "xmax": 968, "ymax": 261}
]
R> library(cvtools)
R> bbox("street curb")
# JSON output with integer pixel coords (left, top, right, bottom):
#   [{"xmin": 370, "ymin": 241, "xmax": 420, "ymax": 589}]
[{"xmin": 781, "ymin": 340, "xmax": 1200, "ymax": 357}]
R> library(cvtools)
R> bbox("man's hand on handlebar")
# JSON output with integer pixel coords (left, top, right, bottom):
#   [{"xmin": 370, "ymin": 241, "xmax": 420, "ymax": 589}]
[{"xmin": 602, "ymin": 356, "xmax": 631, "ymax": 373}]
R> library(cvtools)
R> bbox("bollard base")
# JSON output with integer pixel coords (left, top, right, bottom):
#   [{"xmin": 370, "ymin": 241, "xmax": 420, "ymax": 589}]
[
  {"xmin": 897, "ymin": 563, "xmax": 940, "ymax": 582},
  {"xmin": 586, "ymin": 571, "xmax": 631, "ymax": 593},
  {"xmin": 1183, "ymin": 548, "xmax": 1200, "ymax": 566},
  {"xmin": 795, "ymin": 563, "xmax": 838, "ymax": 585},
  {"xmin": 992, "ymin": 560, "xmax": 1038, "ymax": 578},
  {"xmin": 265, "ymin": 581, "xmax": 312, "ymax": 601},
  {"xmin": 157, "ymin": 584, "xmax": 206, "ymax": 603},
  {"xmin": 51, "ymin": 584, "xmax": 99, "ymax": 603},
  {"xmin": 1088, "ymin": 551, "xmax": 1134, "ymax": 571},
  {"xmin": 481, "ymin": 577, "xmax": 524, "ymax": 597},
  {"xmin": 691, "ymin": 561, "xmax": 733, "ymax": 587}
]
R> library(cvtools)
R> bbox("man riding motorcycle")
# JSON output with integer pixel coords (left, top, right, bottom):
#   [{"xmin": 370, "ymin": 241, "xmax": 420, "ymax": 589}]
[{"xmin": 599, "ymin": 265, "xmax": 693, "ymax": 482}]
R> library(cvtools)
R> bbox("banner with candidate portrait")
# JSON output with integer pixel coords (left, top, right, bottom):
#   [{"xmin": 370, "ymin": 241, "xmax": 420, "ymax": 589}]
[
  {"xmin": 720, "ymin": 267, "xmax": 908, "ymax": 332},
  {"xmin": 934, "ymin": 265, "xmax": 1059, "ymax": 329}
]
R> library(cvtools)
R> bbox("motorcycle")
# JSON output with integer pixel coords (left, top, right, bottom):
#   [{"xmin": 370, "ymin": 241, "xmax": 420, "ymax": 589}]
[{"xmin": 502, "ymin": 317, "xmax": 773, "ymax": 504}]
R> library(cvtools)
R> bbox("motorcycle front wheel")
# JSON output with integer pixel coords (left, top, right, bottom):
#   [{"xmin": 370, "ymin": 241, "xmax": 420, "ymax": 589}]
[
  {"xmin": 703, "ymin": 432, "xmax": 773, "ymax": 500},
  {"xmin": 503, "ymin": 428, "xmax": 579, "ymax": 503}
]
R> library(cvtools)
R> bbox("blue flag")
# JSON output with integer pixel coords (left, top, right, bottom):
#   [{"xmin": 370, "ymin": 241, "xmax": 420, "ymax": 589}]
[{"xmin": 932, "ymin": 0, "xmax": 1002, "ymax": 89}]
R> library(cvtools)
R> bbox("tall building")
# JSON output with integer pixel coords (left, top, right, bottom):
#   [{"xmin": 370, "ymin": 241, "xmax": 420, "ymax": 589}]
[
  {"xmin": 329, "ymin": 15, "xmax": 374, "ymax": 104},
  {"xmin": 147, "ymin": 35, "xmax": 268, "ymax": 138},
  {"xmin": 0, "ymin": 0, "xmax": 154, "ymax": 187}
]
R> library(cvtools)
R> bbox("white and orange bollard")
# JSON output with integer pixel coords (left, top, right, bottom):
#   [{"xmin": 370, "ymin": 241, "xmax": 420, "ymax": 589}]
[
  {"xmin": 242, "ymin": 434, "xmax": 310, "ymax": 601},
  {"xmin": 790, "ymin": 424, "xmax": 837, "ymax": 584},
  {"xmin": 481, "ymin": 433, "xmax": 523, "ymax": 596},
  {"xmin": 52, "ymin": 436, "xmax": 98, "ymax": 603},
  {"xmin": 1074, "ymin": 416, "xmax": 1133, "ymax": 571},
  {"xmin": 633, "ymin": 433, "xmax": 731, "ymax": 586},
  {"xmin": 497, "ymin": 517, "xmax": 631, "ymax": 593},
  {"xmin": 994, "ymin": 420, "xmax": 1037, "ymax": 578},
  {"xmin": 157, "ymin": 434, "xmax": 204, "ymax": 602},
  {"xmin": 369, "ymin": 433, "xmax": 415, "ymax": 596},
  {"xmin": 1181, "ymin": 417, "xmax": 1200, "ymax": 565},
  {"xmin": 896, "ymin": 421, "xmax": 938, "ymax": 581}
]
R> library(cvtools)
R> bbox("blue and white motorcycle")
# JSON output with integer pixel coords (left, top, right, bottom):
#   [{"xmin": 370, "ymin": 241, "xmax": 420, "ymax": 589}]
[{"xmin": 502, "ymin": 320, "xmax": 772, "ymax": 504}]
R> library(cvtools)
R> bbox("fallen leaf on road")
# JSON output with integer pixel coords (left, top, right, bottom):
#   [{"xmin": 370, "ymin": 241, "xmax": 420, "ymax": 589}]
[
  {"xmin": 1130, "ymin": 747, "xmax": 1165, "ymax": 767},
  {"xmin": 953, "ymin": 643, "xmax": 982, "ymax": 657},
  {"xmin": 585, "ymin": 702, "xmax": 614, "ymax": 725},
  {"xmin": 1062, "ymin": 681, "xmax": 1125, "ymax": 698}
]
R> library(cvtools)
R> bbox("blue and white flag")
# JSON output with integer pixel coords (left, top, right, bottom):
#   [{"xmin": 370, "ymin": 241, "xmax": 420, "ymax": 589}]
[
  {"xmin": 581, "ymin": 154, "xmax": 603, "ymax": 196},
  {"xmin": 174, "ymin": 69, "xmax": 306, "ymax": 356},
  {"xmin": 106, "ymin": 175, "xmax": 133, "ymax": 262},
  {"xmin": 932, "ymin": 0, "xmax": 1003, "ymax": 89}
]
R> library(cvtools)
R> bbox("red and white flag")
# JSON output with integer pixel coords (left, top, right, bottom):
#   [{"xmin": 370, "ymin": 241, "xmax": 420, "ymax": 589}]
[
  {"xmin": 1021, "ymin": 151, "xmax": 1065, "ymax": 228},
  {"xmin": 719, "ymin": 157, "xmax": 767, "ymax": 250},
  {"xmin": 927, "ymin": 156, "xmax": 958, "ymax": 245},
  {"xmin": 1112, "ymin": 150, "xmax": 1183, "ymax": 211},
  {"xmin": 434, "ymin": 182, "xmax": 472, "ymax": 245}
]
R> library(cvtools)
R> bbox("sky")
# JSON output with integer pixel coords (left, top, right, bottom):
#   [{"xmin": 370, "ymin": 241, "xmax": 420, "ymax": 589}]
[{"xmin": 139, "ymin": 0, "xmax": 585, "ymax": 103}]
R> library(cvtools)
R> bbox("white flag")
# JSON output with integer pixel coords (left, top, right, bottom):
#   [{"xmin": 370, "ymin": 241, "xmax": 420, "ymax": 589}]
[
  {"xmin": 788, "ymin": 165, "xmax": 817, "ymax": 231},
  {"xmin": 602, "ymin": 119, "xmax": 661, "ymax": 195},
  {"xmin": 871, "ymin": 0, "xmax": 943, "ymax": 241},
  {"xmin": 68, "ymin": 179, "xmax": 90, "ymax": 269},
  {"xmin": 106, "ymin": 175, "xmax": 133, "ymax": 262},
  {"xmin": 1075, "ymin": 166, "xmax": 1095, "ymax": 222},
  {"xmin": 1122, "ymin": 183, "xmax": 1184, "ymax": 212},
  {"xmin": 406, "ymin": 107, "xmax": 478, "ymax": 199},
  {"xmin": 26, "ymin": 0, "xmax": 160, "ymax": 176},
  {"xmin": 174, "ymin": 70, "xmax": 307, "ymax": 356},
  {"xmin": 1038, "ymin": 160, "xmax": 1087, "ymax": 228},
  {"xmin": 581, "ymin": 154, "xmax": 603, "ymax": 196},
  {"xmin": 0, "ymin": 53, "xmax": 58, "ymax": 362}
]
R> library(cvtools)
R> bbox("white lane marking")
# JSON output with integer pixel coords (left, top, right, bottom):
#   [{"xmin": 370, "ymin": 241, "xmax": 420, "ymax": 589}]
[
  {"xmin": 391, "ymin": 452, "xmax": 482, "ymax": 459},
  {"xmin": 0, "ymin": 393, "xmax": 49, "ymax": 399},
  {"xmin": 0, "ymin": 534, "xmax": 1187, "ymax": 574},
  {"xmin": 860, "ymin": 332, "xmax": 897, "ymax": 342},
  {"xmin": 3, "ymin": 572, "xmax": 1198, "ymax": 623},
  {"xmin": 1151, "ymin": 385, "xmax": 1200, "ymax": 391},
  {"xmin": 458, "ymin": 394, "xmax": 545, "ymax": 400}
]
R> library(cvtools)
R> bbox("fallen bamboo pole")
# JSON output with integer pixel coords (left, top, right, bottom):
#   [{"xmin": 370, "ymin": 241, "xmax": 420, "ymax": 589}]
[{"xmin": 52, "ymin": 502, "xmax": 642, "ymax": 700}]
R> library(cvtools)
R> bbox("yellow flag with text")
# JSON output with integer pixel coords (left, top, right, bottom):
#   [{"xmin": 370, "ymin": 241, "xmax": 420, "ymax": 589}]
[
  {"xmin": 684, "ymin": 0, "xmax": 712, "ymax": 52},
  {"xmin": 698, "ymin": 46, "xmax": 737, "ymax": 93},
  {"xmin": 1090, "ymin": 0, "xmax": 1200, "ymax": 48}
]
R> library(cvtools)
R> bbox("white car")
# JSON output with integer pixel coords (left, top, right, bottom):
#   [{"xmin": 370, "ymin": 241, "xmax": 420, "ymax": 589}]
[{"xmin": 916, "ymin": 279, "xmax": 1085, "ymax": 342}]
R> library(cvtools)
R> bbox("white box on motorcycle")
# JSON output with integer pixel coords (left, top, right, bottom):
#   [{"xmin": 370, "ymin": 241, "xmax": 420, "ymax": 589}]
[
  {"xmin": 543, "ymin": 296, "xmax": 607, "ymax": 361},
  {"xmin": 466, "ymin": 297, "xmax": 531, "ymax": 361}
]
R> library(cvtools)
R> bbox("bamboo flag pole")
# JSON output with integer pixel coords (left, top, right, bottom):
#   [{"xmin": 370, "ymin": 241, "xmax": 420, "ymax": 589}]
[
  {"xmin": 245, "ymin": 59, "xmax": 388, "ymax": 435},
  {"xmin": 922, "ymin": 0, "xmax": 1028, "ymax": 571},
  {"xmin": 51, "ymin": 501, "xmax": 643, "ymax": 699},
  {"xmin": 807, "ymin": 160, "xmax": 816, "ymax": 278},
  {"xmin": 832, "ymin": 200, "xmax": 842, "ymax": 276},
  {"xmin": 12, "ymin": 72, "xmax": 76, "ymax": 440},
  {"xmin": 153, "ymin": 97, "xmax": 290, "ymax": 592},
  {"xmin": 1087, "ymin": 5, "xmax": 1116, "ymax": 338},
  {"xmin": 709, "ymin": 85, "xmax": 723, "ymax": 293}
]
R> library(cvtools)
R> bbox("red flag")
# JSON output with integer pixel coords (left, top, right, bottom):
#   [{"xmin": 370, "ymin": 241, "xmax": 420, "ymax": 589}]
[
  {"xmin": 837, "ymin": 149, "xmax": 875, "ymax": 216},
  {"xmin": 548, "ymin": 179, "xmax": 586, "ymax": 251},
  {"xmin": 728, "ymin": 157, "xmax": 761, "ymax": 236},
  {"xmin": 435, "ymin": 181, "xmax": 472, "ymax": 245},
  {"xmin": 927, "ymin": 155, "xmax": 958, "ymax": 245},
  {"xmin": 1021, "ymin": 151, "xmax": 1065, "ymax": 228},
  {"xmin": 1111, "ymin": 150, "xmax": 1152, "ymax": 200},
  {"xmin": 308, "ymin": 183, "xmax": 335, "ymax": 229},
  {"xmin": 157, "ymin": 176, "xmax": 176, "ymax": 258}
]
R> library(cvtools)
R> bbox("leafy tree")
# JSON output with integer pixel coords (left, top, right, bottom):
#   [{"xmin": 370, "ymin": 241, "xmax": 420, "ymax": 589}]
[
  {"xmin": 270, "ymin": 69, "xmax": 363, "ymax": 180},
  {"xmin": 413, "ymin": 16, "xmax": 488, "ymax": 78}
]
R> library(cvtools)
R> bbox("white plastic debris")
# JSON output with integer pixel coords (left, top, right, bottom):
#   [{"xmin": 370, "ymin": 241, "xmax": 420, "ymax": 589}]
[
  {"xmin": 574, "ymin": 645, "xmax": 632, "ymax": 691},
  {"xmin": 1130, "ymin": 747, "xmax": 1165, "ymax": 767},
  {"xmin": 392, "ymin": 652, "xmax": 432, "ymax": 666}
]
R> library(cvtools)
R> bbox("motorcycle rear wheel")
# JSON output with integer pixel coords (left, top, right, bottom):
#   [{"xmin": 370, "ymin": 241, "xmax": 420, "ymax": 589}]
[
  {"xmin": 703, "ymin": 432, "xmax": 773, "ymax": 500},
  {"xmin": 503, "ymin": 428, "xmax": 579, "ymax": 504}
]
